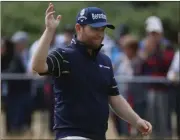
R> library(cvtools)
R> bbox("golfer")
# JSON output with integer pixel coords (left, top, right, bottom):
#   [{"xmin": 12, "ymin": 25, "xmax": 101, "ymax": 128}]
[{"xmin": 31, "ymin": 3, "xmax": 152, "ymax": 140}]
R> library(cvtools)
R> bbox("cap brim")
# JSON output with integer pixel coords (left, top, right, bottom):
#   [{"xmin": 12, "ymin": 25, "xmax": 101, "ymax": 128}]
[
  {"xmin": 146, "ymin": 28, "xmax": 163, "ymax": 33},
  {"xmin": 89, "ymin": 22, "xmax": 115, "ymax": 29}
]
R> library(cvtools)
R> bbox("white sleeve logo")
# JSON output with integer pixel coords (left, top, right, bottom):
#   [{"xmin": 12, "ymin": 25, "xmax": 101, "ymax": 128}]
[{"xmin": 99, "ymin": 64, "xmax": 110, "ymax": 69}]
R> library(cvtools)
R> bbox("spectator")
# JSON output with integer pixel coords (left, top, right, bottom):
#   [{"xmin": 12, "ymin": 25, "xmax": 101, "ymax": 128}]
[
  {"xmin": 140, "ymin": 16, "xmax": 175, "ymax": 138},
  {"xmin": 1, "ymin": 37, "xmax": 15, "ymax": 72},
  {"xmin": 122, "ymin": 35, "xmax": 147, "ymax": 116},
  {"xmin": 167, "ymin": 32, "xmax": 180, "ymax": 138},
  {"xmin": 167, "ymin": 32, "xmax": 180, "ymax": 82},
  {"xmin": 11, "ymin": 31, "xmax": 29, "ymax": 70},
  {"xmin": 167, "ymin": 49, "xmax": 180, "ymax": 138},
  {"xmin": 98, "ymin": 25, "xmax": 129, "ymax": 64},
  {"xmin": 61, "ymin": 24, "xmax": 75, "ymax": 47},
  {"xmin": 1, "ymin": 37, "xmax": 15, "ymax": 134},
  {"xmin": 55, "ymin": 24, "xmax": 75, "ymax": 48},
  {"xmin": 100, "ymin": 33, "xmax": 115, "ymax": 59},
  {"xmin": 1, "ymin": 34, "xmax": 33, "ymax": 135},
  {"xmin": 115, "ymin": 24, "xmax": 130, "ymax": 45},
  {"xmin": 139, "ymin": 16, "xmax": 171, "ymax": 59},
  {"xmin": 111, "ymin": 24, "xmax": 130, "ymax": 67},
  {"xmin": 167, "ymin": 50, "xmax": 180, "ymax": 82}
]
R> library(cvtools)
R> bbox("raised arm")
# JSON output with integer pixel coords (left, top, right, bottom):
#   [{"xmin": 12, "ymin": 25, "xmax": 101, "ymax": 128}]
[{"xmin": 31, "ymin": 3, "xmax": 61, "ymax": 73}]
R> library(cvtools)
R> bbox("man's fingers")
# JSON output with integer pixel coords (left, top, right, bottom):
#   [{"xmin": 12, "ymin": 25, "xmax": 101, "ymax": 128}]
[
  {"xmin": 46, "ymin": 11, "xmax": 55, "ymax": 19},
  {"xmin": 56, "ymin": 15, "xmax": 62, "ymax": 21},
  {"xmin": 141, "ymin": 121, "xmax": 152, "ymax": 135},
  {"xmin": 46, "ymin": 3, "xmax": 53, "ymax": 15},
  {"xmin": 141, "ymin": 120, "xmax": 148, "ymax": 131},
  {"xmin": 145, "ymin": 121, "xmax": 152, "ymax": 133}
]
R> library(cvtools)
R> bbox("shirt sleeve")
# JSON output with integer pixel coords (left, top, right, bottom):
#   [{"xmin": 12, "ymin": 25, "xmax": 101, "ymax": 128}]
[
  {"xmin": 108, "ymin": 58, "xmax": 120, "ymax": 96},
  {"xmin": 167, "ymin": 50, "xmax": 180, "ymax": 79},
  {"xmin": 39, "ymin": 48, "xmax": 64, "ymax": 77},
  {"xmin": 169, "ymin": 51, "xmax": 180, "ymax": 73}
]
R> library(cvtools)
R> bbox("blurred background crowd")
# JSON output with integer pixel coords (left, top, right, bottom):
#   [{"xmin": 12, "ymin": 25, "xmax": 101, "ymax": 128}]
[{"xmin": 1, "ymin": 1, "xmax": 180, "ymax": 139}]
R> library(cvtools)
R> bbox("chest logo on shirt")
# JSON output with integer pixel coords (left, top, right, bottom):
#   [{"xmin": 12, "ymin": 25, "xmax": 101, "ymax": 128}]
[{"xmin": 99, "ymin": 64, "xmax": 110, "ymax": 69}]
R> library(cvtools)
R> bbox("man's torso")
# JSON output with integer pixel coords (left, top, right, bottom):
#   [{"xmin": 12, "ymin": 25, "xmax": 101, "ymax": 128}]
[{"xmin": 51, "ymin": 43, "xmax": 114, "ymax": 140}]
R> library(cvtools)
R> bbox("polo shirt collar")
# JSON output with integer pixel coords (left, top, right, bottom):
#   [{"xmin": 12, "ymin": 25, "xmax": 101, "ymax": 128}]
[{"xmin": 71, "ymin": 35, "xmax": 103, "ymax": 58}]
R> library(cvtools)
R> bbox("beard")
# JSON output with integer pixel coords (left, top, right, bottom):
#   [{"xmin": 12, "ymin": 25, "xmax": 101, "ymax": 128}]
[{"xmin": 84, "ymin": 37, "xmax": 104, "ymax": 50}]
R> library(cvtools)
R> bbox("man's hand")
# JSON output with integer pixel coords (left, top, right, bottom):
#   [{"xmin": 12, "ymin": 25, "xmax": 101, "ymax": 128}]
[
  {"xmin": 45, "ymin": 3, "xmax": 61, "ymax": 31},
  {"xmin": 109, "ymin": 95, "xmax": 152, "ymax": 136},
  {"xmin": 135, "ymin": 118, "xmax": 152, "ymax": 136},
  {"xmin": 31, "ymin": 3, "xmax": 62, "ymax": 73}
]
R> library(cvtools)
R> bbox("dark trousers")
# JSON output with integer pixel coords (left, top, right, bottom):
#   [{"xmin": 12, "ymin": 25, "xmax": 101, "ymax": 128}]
[
  {"xmin": 6, "ymin": 93, "xmax": 33, "ymax": 134},
  {"xmin": 176, "ymin": 92, "xmax": 180, "ymax": 137},
  {"xmin": 168, "ymin": 86, "xmax": 180, "ymax": 138},
  {"xmin": 172, "ymin": 87, "xmax": 180, "ymax": 137},
  {"xmin": 147, "ymin": 90, "xmax": 171, "ymax": 137}
]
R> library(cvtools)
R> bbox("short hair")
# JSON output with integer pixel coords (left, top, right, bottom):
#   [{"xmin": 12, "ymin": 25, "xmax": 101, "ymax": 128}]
[
  {"xmin": 63, "ymin": 24, "xmax": 75, "ymax": 34},
  {"xmin": 122, "ymin": 35, "xmax": 139, "ymax": 52}
]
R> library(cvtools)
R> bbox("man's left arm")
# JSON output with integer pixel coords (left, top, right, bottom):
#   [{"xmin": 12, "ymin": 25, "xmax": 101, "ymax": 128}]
[
  {"xmin": 107, "ymin": 58, "xmax": 152, "ymax": 135},
  {"xmin": 109, "ymin": 94, "xmax": 139, "ymax": 127}
]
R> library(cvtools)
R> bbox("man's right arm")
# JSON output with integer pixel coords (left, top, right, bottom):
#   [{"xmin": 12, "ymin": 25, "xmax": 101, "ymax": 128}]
[
  {"xmin": 30, "ymin": 29, "xmax": 64, "ymax": 77},
  {"xmin": 31, "ymin": 3, "xmax": 61, "ymax": 75},
  {"xmin": 31, "ymin": 29, "xmax": 55, "ymax": 74}
]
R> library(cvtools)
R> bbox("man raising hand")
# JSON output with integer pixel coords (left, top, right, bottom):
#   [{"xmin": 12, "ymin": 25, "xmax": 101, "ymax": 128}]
[{"xmin": 31, "ymin": 3, "xmax": 152, "ymax": 140}]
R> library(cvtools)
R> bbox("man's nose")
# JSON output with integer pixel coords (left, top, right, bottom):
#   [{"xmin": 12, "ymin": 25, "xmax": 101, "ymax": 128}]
[{"xmin": 96, "ymin": 30, "xmax": 104, "ymax": 38}]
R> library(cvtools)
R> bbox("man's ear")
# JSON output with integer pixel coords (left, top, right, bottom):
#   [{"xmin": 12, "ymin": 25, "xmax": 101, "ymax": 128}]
[{"xmin": 75, "ymin": 23, "xmax": 81, "ymax": 34}]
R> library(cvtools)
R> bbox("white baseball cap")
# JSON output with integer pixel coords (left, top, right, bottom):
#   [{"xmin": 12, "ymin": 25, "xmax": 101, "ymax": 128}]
[
  {"xmin": 145, "ymin": 16, "xmax": 163, "ymax": 33},
  {"xmin": 11, "ymin": 31, "xmax": 29, "ymax": 43}
]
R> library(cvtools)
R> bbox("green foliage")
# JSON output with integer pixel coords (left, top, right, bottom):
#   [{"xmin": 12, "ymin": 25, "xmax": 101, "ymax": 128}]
[{"xmin": 1, "ymin": 1, "xmax": 179, "ymax": 45}]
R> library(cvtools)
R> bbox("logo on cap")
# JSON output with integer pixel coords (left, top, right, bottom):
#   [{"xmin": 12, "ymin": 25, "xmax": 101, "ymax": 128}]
[
  {"xmin": 80, "ymin": 9, "xmax": 85, "ymax": 16},
  {"xmin": 92, "ymin": 13, "xmax": 107, "ymax": 20},
  {"xmin": 78, "ymin": 9, "xmax": 87, "ymax": 22}
]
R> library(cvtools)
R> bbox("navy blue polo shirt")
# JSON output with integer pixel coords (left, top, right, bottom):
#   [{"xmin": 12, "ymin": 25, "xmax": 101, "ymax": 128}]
[{"xmin": 40, "ymin": 36, "xmax": 119, "ymax": 140}]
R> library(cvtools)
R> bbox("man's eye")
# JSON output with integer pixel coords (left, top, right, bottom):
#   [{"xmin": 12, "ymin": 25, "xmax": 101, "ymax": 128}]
[
  {"xmin": 93, "ymin": 27, "xmax": 104, "ymax": 32},
  {"xmin": 91, "ymin": 27, "xmax": 98, "ymax": 31}
]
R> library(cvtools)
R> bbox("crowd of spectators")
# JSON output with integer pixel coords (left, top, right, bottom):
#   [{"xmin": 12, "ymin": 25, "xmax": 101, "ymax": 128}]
[{"xmin": 1, "ymin": 16, "xmax": 180, "ymax": 138}]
